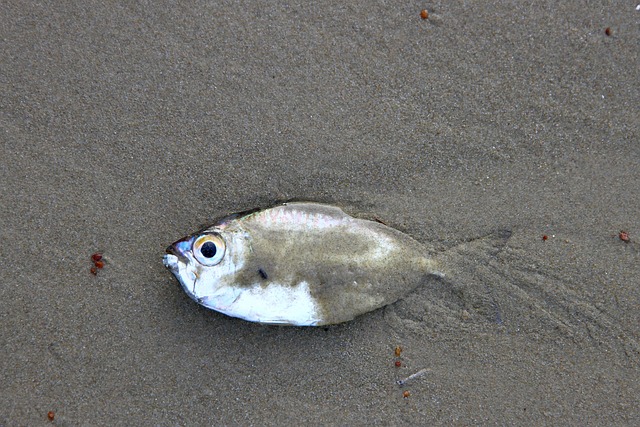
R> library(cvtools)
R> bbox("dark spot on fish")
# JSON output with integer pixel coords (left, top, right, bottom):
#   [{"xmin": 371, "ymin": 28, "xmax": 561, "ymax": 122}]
[{"xmin": 258, "ymin": 268, "xmax": 268, "ymax": 280}]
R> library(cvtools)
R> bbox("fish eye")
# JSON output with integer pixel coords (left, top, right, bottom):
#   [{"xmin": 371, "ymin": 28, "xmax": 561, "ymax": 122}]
[{"xmin": 193, "ymin": 234, "xmax": 225, "ymax": 266}]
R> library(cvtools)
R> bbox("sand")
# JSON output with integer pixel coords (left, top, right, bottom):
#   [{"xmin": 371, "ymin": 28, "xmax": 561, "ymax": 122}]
[{"xmin": 1, "ymin": 1, "xmax": 639, "ymax": 425}]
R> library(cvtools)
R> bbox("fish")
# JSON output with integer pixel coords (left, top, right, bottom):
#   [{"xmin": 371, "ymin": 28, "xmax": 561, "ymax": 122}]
[{"xmin": 163, "ymin": 202, "xmax": 443, "ymax": 326}]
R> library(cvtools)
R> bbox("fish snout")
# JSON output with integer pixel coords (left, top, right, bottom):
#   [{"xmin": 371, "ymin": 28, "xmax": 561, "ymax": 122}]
[
  {"xmin": 165, "ymin": 236, "xmax": 194, "ymax": 264},
  {"xmin": 163, "ymin": 253, "xmax": 179, "ymax": 270}
]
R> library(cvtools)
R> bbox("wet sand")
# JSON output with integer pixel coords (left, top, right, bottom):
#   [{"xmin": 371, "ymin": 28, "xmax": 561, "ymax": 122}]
[{"xmin": 1, "ymin": 1, "xmax": 639, "ymax": 425}]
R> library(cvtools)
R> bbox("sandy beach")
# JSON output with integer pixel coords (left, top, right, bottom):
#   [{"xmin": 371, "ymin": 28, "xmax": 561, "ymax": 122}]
[{"xmin": 2, "ymin": 1, "xmax": 639, "ymax": 425}]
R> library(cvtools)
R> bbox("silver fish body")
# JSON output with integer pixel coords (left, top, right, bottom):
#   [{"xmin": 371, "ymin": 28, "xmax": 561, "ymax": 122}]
[{"xmin": 163, "ymin": 202, "xmax": 440, "ymax": 326}]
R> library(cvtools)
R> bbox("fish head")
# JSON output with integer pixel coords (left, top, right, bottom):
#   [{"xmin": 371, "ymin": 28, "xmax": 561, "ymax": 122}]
[{"xmin": 163, "ymin": 228, "xmax": 245, "ymax": 305}]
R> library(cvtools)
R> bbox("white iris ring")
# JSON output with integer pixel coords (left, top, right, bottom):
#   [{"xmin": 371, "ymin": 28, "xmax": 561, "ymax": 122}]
[{"xmin": 193, "ymin": 234, "xmax": 226, "ymax": 266}]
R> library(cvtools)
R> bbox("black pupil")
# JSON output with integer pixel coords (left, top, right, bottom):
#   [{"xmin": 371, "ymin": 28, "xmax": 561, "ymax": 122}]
[{"xmin": 200, "ymin": 241, "xmax": 217, "ymax": 258}]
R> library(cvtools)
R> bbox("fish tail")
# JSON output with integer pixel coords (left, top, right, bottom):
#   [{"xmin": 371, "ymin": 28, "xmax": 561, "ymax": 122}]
[{"xmin": 432, "ymin": 229, "xmax": 512, "ymax": 278}]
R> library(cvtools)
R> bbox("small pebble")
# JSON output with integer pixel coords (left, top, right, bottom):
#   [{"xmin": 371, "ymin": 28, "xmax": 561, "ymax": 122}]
[{"xmin": 394, "ymin": 346, "xmax": 402, "ymax": 357}]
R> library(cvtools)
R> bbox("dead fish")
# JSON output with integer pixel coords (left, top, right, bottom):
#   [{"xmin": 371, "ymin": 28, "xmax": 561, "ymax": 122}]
[{"xmin": 163, "ymin": 202, "xmax": 443, "ymax": 326}]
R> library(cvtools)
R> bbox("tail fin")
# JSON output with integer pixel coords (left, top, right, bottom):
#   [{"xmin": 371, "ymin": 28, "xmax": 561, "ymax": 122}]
[
  {"xmin": 387, "ymin": 229, "xmax": 640, "ymax": 363},
  {"xmin": 433, "ymin": 229, "xmax": 513, "ymax": 279}
]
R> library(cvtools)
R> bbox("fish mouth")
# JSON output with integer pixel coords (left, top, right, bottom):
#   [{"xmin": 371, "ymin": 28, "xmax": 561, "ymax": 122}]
[
  {"xmin": 165, "ymin": 236, "xmax": 194, "ymax": 265},
  {"xmin": 163, "ymin": 249, "xmax": 199, "ymax": 301},
  {"xmin": 165, "ymin": 245, "xmax": 187, "ymax": 265},
  {"xmin": 163, "ymin": 238, "xmax": 195, "ymax": 290},
  {"xmin": 163, "ymin": 253, "xmax": 180, "ymax": 271}
]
